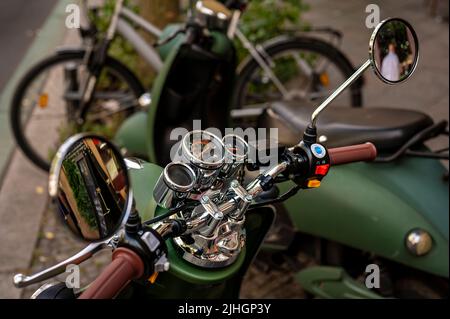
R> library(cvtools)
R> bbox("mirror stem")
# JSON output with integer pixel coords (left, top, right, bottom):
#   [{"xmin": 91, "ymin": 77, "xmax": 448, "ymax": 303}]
[
  {"xmin": 311, "ymin": 59, "xmax": 371, "ymax": 127},
  {"xmin": 125, "ymin": 200, "xmax": 142, "ymax": 234}
]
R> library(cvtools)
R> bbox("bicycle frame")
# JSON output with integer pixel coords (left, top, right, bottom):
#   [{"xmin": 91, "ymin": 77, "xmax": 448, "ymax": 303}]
[
  {"xmin": 76, "ymin": 0, "xmax": 329, "ymax": 119},
  {"xmin": 83, "ymin": 0, "xmax": 297, "ymax": 99},
  {"xmin": 76, "ymin": 0, "xmax": 163, "ymax": 120},
  {"xmin": 81, "ymin": 0, "xmax": 163, "ymax": 71}
]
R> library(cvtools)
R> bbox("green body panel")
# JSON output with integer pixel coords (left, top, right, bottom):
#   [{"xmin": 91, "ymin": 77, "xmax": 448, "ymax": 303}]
[
  {"xmin": 128, "ymin": 161, "xmax": 162, "ymax": 220},
  {"xmin": 296, "ymin": 266, "xmax": 383, "ymax": 299},
  {"xmin": 209, "ymin": 31, "xmax": 235, "ymax": 57},
  {"xmin": 280, "ymin": 157, "xmax": 449, "ymax": 278},
  {"xmin": 115, "ymin": 111, "xmax": 149, "ymax": 159},
  {"xmin": 158, "ymin": 24, "xmax": 233, "ymax": 59},
  {"xmin": 128, "ymin": 161, "xmax": 275, "ymax": 297},
  {"xmin": 157, "ymin": 24, "xmax": 186, "ymax": 60}
]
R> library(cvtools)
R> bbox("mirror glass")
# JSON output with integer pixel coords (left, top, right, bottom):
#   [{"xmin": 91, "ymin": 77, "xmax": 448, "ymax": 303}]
[
  {"xmin": 49, "ymin": 135, "xmax": 130, "ymax": 242},
  {"xmin": 370, "ymin": 18, "xmax": 419, "ymax": 84}
]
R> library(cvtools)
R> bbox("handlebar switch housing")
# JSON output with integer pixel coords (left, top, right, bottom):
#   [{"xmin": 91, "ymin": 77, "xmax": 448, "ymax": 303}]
[
  {"xmin": 290, "ymin": 141, "xmax": 331, "ymax": 188},
  {"xmin": 139, "ymin": 229, "xmax": 169, "ymax": 274},
  {"xmin": 120, "ymin": 227, "xmax": 169, "ymax": 280}
]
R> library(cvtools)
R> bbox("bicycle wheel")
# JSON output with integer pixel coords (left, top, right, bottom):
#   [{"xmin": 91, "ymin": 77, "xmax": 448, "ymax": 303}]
[
  {"xmin": 231, "ymin": 36, "xmax": 363, "ymax": 125},
  {"xmin": 10, "ymin": 50, "xmax": 145, "ymax": 171}
]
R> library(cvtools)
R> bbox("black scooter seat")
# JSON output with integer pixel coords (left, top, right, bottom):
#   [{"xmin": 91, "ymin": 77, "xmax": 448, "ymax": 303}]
[{"xmin": 269, "ymin": 101, "xmax": 434, "ymax": 152}]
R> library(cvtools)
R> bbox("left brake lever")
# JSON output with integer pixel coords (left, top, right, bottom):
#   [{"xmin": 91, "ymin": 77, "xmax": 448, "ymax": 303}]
[{"xmin": 13, "ymin": 240, "xmax": 110, "ymax": 288}]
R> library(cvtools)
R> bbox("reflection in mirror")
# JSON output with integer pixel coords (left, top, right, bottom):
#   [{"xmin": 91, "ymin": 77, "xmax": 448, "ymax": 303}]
[
  {"xmin": 371, "ymin": 18, "xmax": 418, "ymax": 84},
  {"xmin": 51, "ymin": 136, "xmax": 129, "ymax": 241}
]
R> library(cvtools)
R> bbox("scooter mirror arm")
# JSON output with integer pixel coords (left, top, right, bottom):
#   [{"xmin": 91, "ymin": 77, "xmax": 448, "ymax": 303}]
[
  {"xmin": 311, "ymin": 59, "xmax": 371, "ymax": 127},
  {"xmin": 13, "ymin": 240, "xmax": 110, "ymax": 288}
]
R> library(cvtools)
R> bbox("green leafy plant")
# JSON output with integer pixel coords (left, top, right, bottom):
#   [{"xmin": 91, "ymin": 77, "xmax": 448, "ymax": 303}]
[
  {"xmin": 62, "ymin": 159, "xmax": 98, "ymax": 229},
  {"xmin": 236, "ymin": 0, "xmax": 310, "ymax": 60}
]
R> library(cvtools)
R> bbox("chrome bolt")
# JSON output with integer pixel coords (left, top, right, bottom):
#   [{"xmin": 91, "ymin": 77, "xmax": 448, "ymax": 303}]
[
  {"xmin": 230, "ymin": 180, "xmax": 239, "ymax": 188},
  {"xmin": 200, "ymin": 195, "xmax": 210, "ymax": 204},
  {"xmin": 138, "ymin": 93, "xmax": 152, "ymax": 107},
  {"xmin": 406, "ymin": 228, "xmax": 433, "ymax": 256}
]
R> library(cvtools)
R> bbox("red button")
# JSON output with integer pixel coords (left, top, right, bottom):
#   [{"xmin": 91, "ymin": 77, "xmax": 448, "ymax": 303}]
[{"xmin": 315, "ymin": 164, "xmax": 330, "ymax": 175}]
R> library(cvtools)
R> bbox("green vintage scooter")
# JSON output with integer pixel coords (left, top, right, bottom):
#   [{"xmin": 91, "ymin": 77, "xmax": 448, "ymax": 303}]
[
  {"xmin": 114, "ymin": 12, "xmax": 449, "ymax": 298},
  {"xmin": 13, "ymin": 19, "xmax": 446, "ymax": 299},
  {"xmin": 114, "ymin": 0, "xmax": 363, "ymax": 164},
  {"xmin": 253, "ymin": 20, "xmax": 449, "ymax": 298},
  {"xmin": 12, "ymin": 18, "xmax": 379, "ymax": 299}
]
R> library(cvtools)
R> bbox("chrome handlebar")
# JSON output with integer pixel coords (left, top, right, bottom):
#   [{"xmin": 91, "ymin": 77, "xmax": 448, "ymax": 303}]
[
  {"xmin": 181, "ymin": 161, "xmax": 289, "ymax": 234},
  {"xmin": 15, "ymin": 136, "xmax": 290, "ymax": 287}
]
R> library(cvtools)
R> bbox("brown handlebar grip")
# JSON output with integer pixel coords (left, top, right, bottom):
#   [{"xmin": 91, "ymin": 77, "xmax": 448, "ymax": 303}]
[
  {"xmin": 328, "ymin": 142, "xmax": 377, "ymax": 166},
  {"xmin": 79, "ymin": 247, "xmax": 144, "ymax": 299}
]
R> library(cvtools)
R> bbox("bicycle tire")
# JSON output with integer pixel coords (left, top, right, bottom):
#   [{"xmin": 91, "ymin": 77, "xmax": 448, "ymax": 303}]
[
  {"xmin": 231, "ymin": 36, "xmax": 363, "ymax": 113},
  {"xmin": 10, "ymin": 50, "xmax": 145, "ymax": 172}
]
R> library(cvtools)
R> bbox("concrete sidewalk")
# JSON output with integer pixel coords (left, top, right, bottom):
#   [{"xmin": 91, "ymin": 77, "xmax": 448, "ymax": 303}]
[
  {"xmin": 0, "ymin": 0, "xmax": 72, "ymax": 183},
  {"xmin": 0, "ymin": 0, "xmax": 76, "ymax": 298}
]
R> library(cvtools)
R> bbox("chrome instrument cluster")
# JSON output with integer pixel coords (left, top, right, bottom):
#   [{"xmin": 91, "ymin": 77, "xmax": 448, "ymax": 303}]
[{"xmin": 153, "ymin": 130, "xmax": 254, "ymax": 268}]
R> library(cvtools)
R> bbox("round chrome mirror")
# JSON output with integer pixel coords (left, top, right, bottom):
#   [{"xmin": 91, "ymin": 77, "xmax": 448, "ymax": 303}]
[
  {"xmin": 49, "ymin": 134, "xmax": 131, "ymax": 242},
  {"xmin": 369, "ymin": 18, "xmax": 419, "ymax": 84}
]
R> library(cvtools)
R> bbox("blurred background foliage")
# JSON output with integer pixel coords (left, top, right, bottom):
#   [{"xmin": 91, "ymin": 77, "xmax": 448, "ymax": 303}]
[
  {"xmin": 89, "ymin": 0, "xmax": 310, "ymax": 87},
  {"xmin": 236, "ymin": 0, "xmax": 310, "ymax": 60}
]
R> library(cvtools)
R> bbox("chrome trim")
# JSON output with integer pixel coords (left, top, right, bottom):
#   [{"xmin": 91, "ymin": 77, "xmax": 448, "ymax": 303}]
[
  {"xmin": 223, "ymin": 134, "xmax": 249, "ymax": 163},
  {"xmin": 48, "ymin": 133, "xmax": 134, "ymax": 242},
  {"xmin": 405, "ymin": 228, "xmax": 433, "ymax": 256},
  {"xmin": 311, "ymin": 59, "xmax": 371, "ymax": 127},
  {"xmin": 229, "ymin": 106, "xmax": 266, "ymax": 119},
  {"xmin": 138, "ymin": 93, "xmax": 152, "ymax": 108},
  {"xmin": 163, "ymin": 162, "xmax": 196, "ymax": 192},
  {"xmin": 195, "ymin": 0, "xmax": 232, "ymax": 31},
  {"xmin": 30, "ymin": 282, "xmax": 62, "ymax": 299},
  {"xmin": 153, "ymin": 162, "xmax": 196, "ymax": 208},
  {"xmin": 173, "ymin": 217, "xmax": 245, "ymax": 268},
  {"xmin": 124, "ymin": 157, "xmax": 144, "ymax": 170},
  {"xmin": 181, "ymin": 130, "xmax": 226, "ymax": 169},
  {"xmin": 221, "ymin": 134, "xmax": 249, "ymax": 179}
]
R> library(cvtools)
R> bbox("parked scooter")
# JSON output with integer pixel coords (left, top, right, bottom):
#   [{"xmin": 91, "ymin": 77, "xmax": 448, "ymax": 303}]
[
  {"xmin": 114, "ymin": 0, "xmax": 363, "ymax": 162},
  {"xmin": 10, "ymin": 0, "xmax": 359, "ymax": 172},
  {"xmin": 116, "ymin": 14, "xmax": 449, "ymax": 298},
  {"xmin": 13, "ymin": 18, "xmax": 443, "ymax": 299},
  {"xmin": 251, "ymin": 19, "xmax": 449, "ymax": 299}
]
